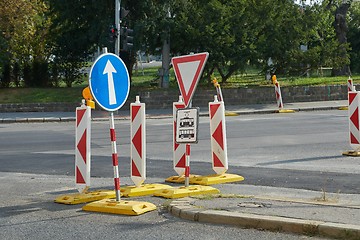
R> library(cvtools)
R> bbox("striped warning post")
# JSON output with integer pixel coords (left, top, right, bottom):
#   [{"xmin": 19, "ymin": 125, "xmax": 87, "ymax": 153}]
[
  {"xmin": 348, "ymin": 77, "xmax": 354, "ymax": 92},
  {"xmin": 209, "ymin": 95, "xmax": 228, "ymax": 174},
  {"xmin": 173, "ymin": 96, "xmax": 186, "ymax": 176},
  {"xmin": 130, "ymin": 96, "xmax": 146, "ymax": 187},
  {"xmin": 274, "ymin": 81, "xmax": 284, "ymax": 109},
  {"xmin": 109, "ymin": 112, "xmax": 121, "ymax": 201},
  {"xmin": 349, "ymin": 91, "xmax": 360, "ymax": 151},
  {"xmin": 75, "ymin": 103, "xmax": 91, "ymax": 193}
]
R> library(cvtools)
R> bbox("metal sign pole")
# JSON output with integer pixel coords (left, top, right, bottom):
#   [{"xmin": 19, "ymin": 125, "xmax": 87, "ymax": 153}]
[
  {"xmin": 115, "ymin": 0, "xmax": 120, "ymax": 55},
  {"xmin": 109, "ymin": 112, "xmax": 121, "ymax": 201},
  {"xmin": 185, "ymin": 144, "xmax": 190, "ymax": 187}
]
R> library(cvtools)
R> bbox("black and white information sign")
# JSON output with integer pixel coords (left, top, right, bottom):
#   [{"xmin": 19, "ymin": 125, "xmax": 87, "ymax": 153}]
[{"xmin": 176, "ymin": 108, "xmax": 199, "ymax": 144}]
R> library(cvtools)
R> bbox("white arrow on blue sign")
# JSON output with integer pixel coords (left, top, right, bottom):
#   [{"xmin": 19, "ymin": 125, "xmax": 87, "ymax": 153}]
[{"xmin": 89, "ymin": 53, "xmax": 130, "ymax": 112}]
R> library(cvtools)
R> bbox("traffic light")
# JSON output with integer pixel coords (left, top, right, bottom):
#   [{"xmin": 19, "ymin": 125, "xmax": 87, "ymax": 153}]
[
  {"xmin": 109, "ymin": 25, "xmax": 118, "ymax": 42},
  {"xmin": 122, "ymin": 27, "xmax": 134, "ymax": 51}
]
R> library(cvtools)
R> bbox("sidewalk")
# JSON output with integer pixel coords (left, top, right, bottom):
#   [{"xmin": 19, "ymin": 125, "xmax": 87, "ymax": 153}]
[
  {"xmin": 168, "ymin": 184, "xmax": 360, "ymax": 239},
  {"xmin": 0, "ymin": 100, "xmax": 348, "ymax": 123}
]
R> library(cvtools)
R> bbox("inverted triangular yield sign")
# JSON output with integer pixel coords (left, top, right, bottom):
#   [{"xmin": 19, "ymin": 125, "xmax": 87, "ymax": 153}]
[{"xmin": 172, "ymin": 52, "xmax": 209, "ymax": 107}]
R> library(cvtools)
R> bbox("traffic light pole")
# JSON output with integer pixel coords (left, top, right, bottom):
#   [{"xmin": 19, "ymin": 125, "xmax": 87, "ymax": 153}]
[{"xmin": 115, "ymin": 0, "xmax": 121, "ymax": 56}]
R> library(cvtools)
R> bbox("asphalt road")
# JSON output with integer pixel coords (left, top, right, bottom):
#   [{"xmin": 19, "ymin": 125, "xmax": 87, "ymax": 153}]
[
  {"xmin": 0, "ymin": 110, "xmax": 358, "ymax": 193},
  {"xmin": 0, "ymin": 109, "xmax": 354, "ymax": 239}
]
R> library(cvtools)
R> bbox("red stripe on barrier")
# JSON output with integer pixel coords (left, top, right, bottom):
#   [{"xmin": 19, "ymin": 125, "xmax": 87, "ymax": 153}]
[
  {"xmin": 351, "ymin": 132, "xmax": 360, "ymax": 144},
  {"xmin": 76, "ymin": 167, "xmax": 86, "ymax": 184},
  {"xmin": 114, "ymin": 178, "xmax": 120, "ymax": 190},
  {"xmin": 210, "ymin": 104, "xmax": 220, "ymax": 119},
  {"xmin": 276, "ymin": 91, "xmax": 281, "ymax": 99},
  {"xmin": 112, "ymin": 153, "xmax": 118, "ymax": 166},
  {"xmin": 77, "ymin": 130, "xmax": 87, "ymax": 163},
  {"xmin": 76, "ymin": 109, "xmax": 86, "ymax": 127},
  {"xmin": 349, "ymin": 92, "xmax": 357, "ymax": 106},
  {"xmin": 351, "ymin": 108, "xmax": 360, "ymax": 130},
  {"xmin": 212, "ymin": 122, "xmax": 224, "ymax": 150},
  {"xmin": 110, "ymin": 128, "xmax": 116, "ymax": 141},
  {"xmin": 175, "ymin": 154, "xmax": 186, "ymax": 168},
  {"xmin": 131, "ymin": 105, "xmax": 141, "ymax": 122},
  {"xmin": 213, "ymin": 152, "xmax": 225, "ymax": 167},
  {"xmin": 132, "ymin": 125, "xmax": 142, "ymax": 158},
  {"xmin": 131, "ymin": 159, "xmax": 141, "ymax": 177}
]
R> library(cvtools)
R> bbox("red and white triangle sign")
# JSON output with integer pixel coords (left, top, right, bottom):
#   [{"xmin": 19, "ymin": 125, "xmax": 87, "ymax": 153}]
[{"xmin": 172, "ymin": 52, "xmax": 209, "ymax": 107}]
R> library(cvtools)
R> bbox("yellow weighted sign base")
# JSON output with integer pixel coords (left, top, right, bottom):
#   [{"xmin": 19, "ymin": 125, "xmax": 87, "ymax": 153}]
[
  {"xmin": 82, "ymin": 199, "xmax": 157, "ymax": 216},
  {"xmin": 154, "ymin": 185, "xmax": 220, "ymax": 199},
  {"xmin": 225, "ymin": 111, "xmax": 239, "ymax": 116},
  {"xmin": 189, "ymin": 173, "xmax": 245, "ymax": 185},
  {"xmin": 121, "ymin": 184, "xmax": 172, "ymax": 197},
  {"xmin": 343, "ymin": 150, "xmax": 360, "ymax": 157},
  {"xmin": 54, "ymin": 189, "xmax": 117, "ymax": 205},
  {"xmin": 338, "ymin": 106, "xmax": 348, "ymax": 110},
  {"xmin": 277, "ymin": 109, "xmax": 295, "ymax": 113},
  {"xmin": 165, "ymin": 174, "xmax": 199, "ymax": 184}
]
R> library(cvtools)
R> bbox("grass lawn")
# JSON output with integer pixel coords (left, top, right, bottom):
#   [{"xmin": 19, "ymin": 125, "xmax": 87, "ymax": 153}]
[{"xmin": 0, "ymin": 67, "xmax": 358, "ymax": 104}]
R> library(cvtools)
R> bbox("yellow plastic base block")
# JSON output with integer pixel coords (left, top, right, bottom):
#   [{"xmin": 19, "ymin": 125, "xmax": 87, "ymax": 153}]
[
  {"xmin": 277, "ymin": 109, "xmax": 295, "ymax": 113},
  {"xmin": 338, "ymin": 106, "xmax": 348, "ymax": 110},
  {"xmin": 121, "ymin": 184, "xmax": 172, "ymax": 197},
  {"xmin": 189, "ymin": 173, "xmax": 245, "ymax": 185},
  {"xmin": 54, "ymin": 189, "xmax": 117, "ymax": 205},
  {"xmin": 154, "ymin": 185, "xmax": 220, "ymax": 199},
  {"xmin": 165, "ymin": 174, "xmax": 200, "ymax": 184},
  {"xmin": 343, "ymin": 150, "xmax": 360, "ymax": 157},
  {"xmin": 82, "ymin": 199, "xmax": 156, "ymax": 216},
  {"xmin": 225, "ymin": 111, "xmax": 239, "ymax": 116}
]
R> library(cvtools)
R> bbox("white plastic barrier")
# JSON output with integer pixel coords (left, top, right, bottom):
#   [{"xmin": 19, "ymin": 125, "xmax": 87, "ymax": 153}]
[
  {"xmin": 173, "ymin": 96, "xmax": 186, "ymax": 176},
  {"xmin": 130, "ymin": 96, "xmax": 146, "ymax": 187},
  {"xmin": 209, "ymin": 95, "xmax": 228, "ymax": 174},
  {"xmin": 75, "ymin": 102, "xmax": 91, "ymax": 193},
  {"xmin": 349, "ymin": 91, "xmax": 360, "ymax": 151}
]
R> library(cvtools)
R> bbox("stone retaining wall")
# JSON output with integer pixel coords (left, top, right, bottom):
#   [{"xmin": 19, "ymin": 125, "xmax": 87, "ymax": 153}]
[{"xmin": 0, "ymin": 85, "xmax": 348, "ymax": 112}]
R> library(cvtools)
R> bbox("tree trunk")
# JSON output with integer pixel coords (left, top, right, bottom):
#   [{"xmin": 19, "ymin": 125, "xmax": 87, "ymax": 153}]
[{"xmin": 332, "ymin": 2, "xmax": 351, "ymax": 76}]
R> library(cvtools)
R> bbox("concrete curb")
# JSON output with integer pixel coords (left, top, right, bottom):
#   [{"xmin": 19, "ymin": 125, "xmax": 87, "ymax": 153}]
[
  {"xmin": 0, "ymin": 104, "xmax": 347, "ymax": 123},
  {"xmin": 167, "ymin": 198, "xmax": 360, "ymax": 239},
  {"xmin": 0, "ymin": 117, "xmax": 75, "ymax": 123}
]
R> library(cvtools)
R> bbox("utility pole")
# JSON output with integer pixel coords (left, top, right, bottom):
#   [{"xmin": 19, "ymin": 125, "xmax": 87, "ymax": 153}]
[
  {"xmin": 115, "ymin": 0, "xmax": 121, "ymax": 56},
  {"xmin": 161, "ymin": 38, "xmax": 170, "ymax": 88},
  {"xmin": 161, "ymin": 7, "xmax": 171, "ymax": 88}
]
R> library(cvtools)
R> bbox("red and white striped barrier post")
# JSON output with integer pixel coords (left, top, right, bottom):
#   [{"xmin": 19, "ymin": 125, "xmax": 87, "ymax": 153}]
[
  {"xmin": 109, "ymin": 112, "xmax": 121, "ymax": 201},
  {"xmin": 173, "ymin": 96, "xmax": 186, "ymax": 176},
  {"xmin": 348, "ymin": 77, "xmax": 354, "ymax": 92},
  {"xmin": 75, "ymin": 100, "xmax": 91, "ymax": 193},
  {"xmin": 130, "ymin": 96, "xmax": 146, "ymax": 187},
  {"xmin": 209, "ymin": 95, "xmax": 228, "ymax": 174},
  {"xmin": 273, "ymin": 77, "xmax": 284, "ymax": 109},
  {"xmin": 348, "ymin": 91, "xmax": 360, "ymax": 151}
]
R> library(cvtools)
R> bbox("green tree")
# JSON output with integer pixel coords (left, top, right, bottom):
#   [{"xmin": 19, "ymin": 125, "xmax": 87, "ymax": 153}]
[
  {"xmin": 0, "ymin": 0, "xmax": 52, "ymax": 87},
  {"xmin": 49, "ymin": 0, "xmax": 114, "ymax": 87},
  {"xmin": 348, "ymin": 2, "xmax": 360, "ymax": 73}
]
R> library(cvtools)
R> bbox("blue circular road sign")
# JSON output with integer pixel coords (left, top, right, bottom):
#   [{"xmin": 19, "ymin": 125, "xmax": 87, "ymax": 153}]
[{"xmin": 89, "ymin": 53, "xmax": 130, "ymax": 111}]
